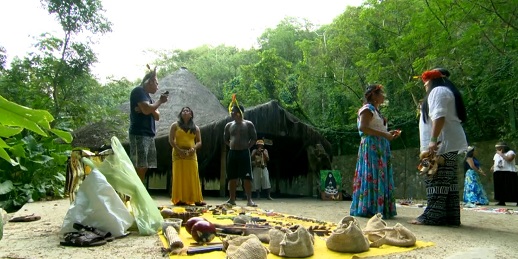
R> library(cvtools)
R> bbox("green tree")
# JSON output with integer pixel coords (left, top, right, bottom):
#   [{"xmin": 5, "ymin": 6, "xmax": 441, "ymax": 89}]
[
  {"xmin": 41, "ymin": 0, "xmax": 112, "ymax": 118},
  {"xmin": 0, "ymin": 46, "xmax": 6, "ymax": 71}
]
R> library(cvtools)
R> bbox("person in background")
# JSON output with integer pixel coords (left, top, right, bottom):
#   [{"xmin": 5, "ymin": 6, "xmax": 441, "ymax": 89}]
[
  {"xmin": 224, "ymin": 104, "xmax": 258, "ymax": 207},
  {"xmin": 169, "ymin": 107, "xmax": 205, "ymax": 206},
  {"xmin": 411, "ymin": 68, "xmax": 468, "ymax": 226},
  {"xmin": 251, "ymin": 139, "xmax": 273, "ymax": 200},
  {"xmin": 462, "ymin": 146, "xmax": 489, "ymax": 206},
  {"xmin": 129, "ymin": 66, "xmax": 168, "ymax": 182},
  {"xmin": 350, "ymin": 84, "xmax": 400, "ymax": 220},
  {"xmin": 490, "ymin": 142, "xmax": 517, "ymax": 206}
]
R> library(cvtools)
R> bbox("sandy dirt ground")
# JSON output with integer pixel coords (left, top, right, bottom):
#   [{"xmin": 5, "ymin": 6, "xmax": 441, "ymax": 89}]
[{"xmin": 1, "ymin": 195, "xmax": 517, "ymax": 259}]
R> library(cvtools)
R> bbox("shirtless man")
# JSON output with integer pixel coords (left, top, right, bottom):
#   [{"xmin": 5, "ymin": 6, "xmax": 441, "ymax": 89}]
[{"xmin": 224, "ymin": 104, "xmax": 258, "ymax": 206}]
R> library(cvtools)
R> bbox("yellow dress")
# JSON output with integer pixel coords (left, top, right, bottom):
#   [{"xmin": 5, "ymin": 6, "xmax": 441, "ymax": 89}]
[{"xmin": 171, "ymin": 128, "xmax": 203, "ymax": 205}]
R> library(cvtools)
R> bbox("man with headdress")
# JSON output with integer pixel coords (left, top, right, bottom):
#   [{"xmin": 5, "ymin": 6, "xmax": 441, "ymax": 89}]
[
  {"xmin": 251, "ymin": 139, "xmax": 273, "ymax": 200},
  {"xmin": 224, "ymin": 104, "xmax": 258, "ymax": 207},
  {"xmin": 129, "ymin": 66, "xmax": 169, "ymax": 182}
]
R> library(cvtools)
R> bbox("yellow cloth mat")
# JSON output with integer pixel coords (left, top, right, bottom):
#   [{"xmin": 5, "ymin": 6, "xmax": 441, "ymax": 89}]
[{"xmin": 159, "ymin": 210, "xmax": 434, "ymax": 258}]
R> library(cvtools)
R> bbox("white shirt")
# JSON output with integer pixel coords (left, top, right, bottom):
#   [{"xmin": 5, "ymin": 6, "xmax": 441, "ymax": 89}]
[
  {"xmin": 493, "ymin": 150, "xmax": 517, "ymax": 172},
  {"xmin": 358, "ymin": 104, "xmax": 387, "ymax": 136},
  {"xmin": 419, "ymin": 86, "xmax": 468, "ymax": 154}
]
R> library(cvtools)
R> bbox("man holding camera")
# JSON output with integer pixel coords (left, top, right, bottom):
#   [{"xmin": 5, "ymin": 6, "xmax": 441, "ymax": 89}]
[
  {"xmin": 251, "ymin": 140, "xmax": 273, "ymax": 200},
  {"xmin": 129, "ymin": 66, "xmax": 169, "ymax": 182}
]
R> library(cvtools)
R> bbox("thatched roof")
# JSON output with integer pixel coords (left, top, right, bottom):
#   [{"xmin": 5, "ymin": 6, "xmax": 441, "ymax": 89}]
[
  {"xmin": 72, "ymin": 68, "xmax": 228, "ymax": 150},
  {"xmin": 71, "ymin": 116, "xmax": 128, "ymax": 151},
  {"xmin": 119, "ymin": 67, "xmax": 229, "ymax": 138}
]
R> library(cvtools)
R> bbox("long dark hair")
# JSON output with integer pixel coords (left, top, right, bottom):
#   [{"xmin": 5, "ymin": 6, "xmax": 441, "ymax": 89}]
[
  {"xmin": 464, "ymin": 146, "xmax": 475, "ymax": 172},
  {"xmin": 421, "ymin": 77, "xmax": 467, "ymax": 123},
  {"xmin": 177, "ymin": 107, "xmax": 196, "ymax": 134}
]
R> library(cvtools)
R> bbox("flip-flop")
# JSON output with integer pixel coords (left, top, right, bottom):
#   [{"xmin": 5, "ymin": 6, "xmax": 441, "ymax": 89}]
[
  {"xmin": 73, "ymin": 223, "xmax": 114, "ymax": 242},
  {"xmin": 60, "ymin": 231, "xmax": 107, "ymax": 247},
  {"xmin": 9, "ymin": 214, "xmax": 41, "ymax": 222},
  {"xmin": 246, "ymin": 202, "xmax": 258, "ymax": 207}
]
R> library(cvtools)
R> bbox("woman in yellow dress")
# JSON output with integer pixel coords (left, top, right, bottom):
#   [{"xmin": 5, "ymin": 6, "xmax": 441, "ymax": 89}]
[{"xmin": 169, "ymin": 107, "xmax": 205, "ymax": 206}]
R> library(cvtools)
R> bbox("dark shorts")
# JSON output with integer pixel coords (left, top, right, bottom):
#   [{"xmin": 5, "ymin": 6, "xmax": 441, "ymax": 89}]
[
  {"xmin": 227, "ymin": 149, "xmax": 252, "ymax": 180},
  {"xmin": 129, "ymin": 134, "xmax": 157, "ymax": 169}
]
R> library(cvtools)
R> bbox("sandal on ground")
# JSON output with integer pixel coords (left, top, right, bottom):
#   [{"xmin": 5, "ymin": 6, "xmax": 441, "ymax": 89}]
[
  {"xmin": 73, "ymin": 223, "xmax": 114, "ymax": 242},
  {"xmin": 225, "ymin": 199, "xmax": 236, "ymax": 206},
  {"xmin": 60, "ymin": 231, "xmax": 107, "ymax": 247},
  {"xmin": 194, "ymin": 201, "xmax": 207, "ymax": 206},
  {"xmin": 9, "ymin": 214, "xmax": 41, "ymax": 222},
  {"xmin": 175, "ymin": 201, "xmax": 188, "ymax": 206}
]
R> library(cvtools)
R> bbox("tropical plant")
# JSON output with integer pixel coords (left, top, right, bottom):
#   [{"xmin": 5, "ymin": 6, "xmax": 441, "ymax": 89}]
[{"xmin": 0, "ymin": 95, "xmax": 72, "ymax": 212}]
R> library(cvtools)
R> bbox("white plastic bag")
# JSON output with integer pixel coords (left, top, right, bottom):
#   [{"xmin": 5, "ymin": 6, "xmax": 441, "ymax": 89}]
[
  {"xmin": 60, "ymin": 169, "xmax": 134, "ymax": 237},
  {"xmin": 95, "ymin": 136, "xmax": 163, "ymax": 235}
]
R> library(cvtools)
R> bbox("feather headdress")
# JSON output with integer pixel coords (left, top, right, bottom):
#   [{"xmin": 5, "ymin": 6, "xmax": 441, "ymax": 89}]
[{"xmin": 227, "ymin": 94, "xmax": 244, "ymax": 118}]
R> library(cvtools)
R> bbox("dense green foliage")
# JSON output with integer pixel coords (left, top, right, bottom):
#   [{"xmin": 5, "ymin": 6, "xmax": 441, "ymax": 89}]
[
  {"xmin": 0, "ymin": 0, "xmax": 517, "ymax": 209},
  {"xmin": 155, "ymin": 0, "xmax": 518, "ymax": 154},
  {"xmin": 0, "ymin": 0, "xmax": 124, "ymax": 211},
  {"xmin": 0, "ymin": 96, "xmax": 72, "ymax": 212}
]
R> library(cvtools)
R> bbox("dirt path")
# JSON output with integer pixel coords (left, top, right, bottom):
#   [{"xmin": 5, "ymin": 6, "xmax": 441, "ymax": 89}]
[{"xmin": 1, "ymin": 196, "xmax": 516, "ymax": 258}]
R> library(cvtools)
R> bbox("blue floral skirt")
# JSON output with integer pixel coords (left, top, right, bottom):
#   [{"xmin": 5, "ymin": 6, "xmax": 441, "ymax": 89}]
[
  {"xmin": 350, "ymin": 136, "xmax": 397, "ymax": 219},
  {"xmin": 463, "ymin": 169, "xmax": 489, "ymax": 205}
]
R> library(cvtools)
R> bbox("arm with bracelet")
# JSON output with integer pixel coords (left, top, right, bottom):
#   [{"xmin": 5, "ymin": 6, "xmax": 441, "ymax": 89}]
[{"xmin": 428, "ymin": 117, "xmax": 445, "ymax": 154}]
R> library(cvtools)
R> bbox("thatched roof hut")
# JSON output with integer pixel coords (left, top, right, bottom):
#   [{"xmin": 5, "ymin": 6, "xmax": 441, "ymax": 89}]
[
  {"xmin": 71, "ymin": 116, "xmax": 129, "ymax": 151},
  {"xmin": 72, "ymin": 68, "xmax": 332, "ymax": 196},
  {"xmin": 153, "ymin": 100, "xmax": 332, "ymax": 196}
]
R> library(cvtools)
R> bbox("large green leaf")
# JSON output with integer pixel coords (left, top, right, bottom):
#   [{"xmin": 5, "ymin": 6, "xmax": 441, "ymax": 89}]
[
  {"xmin": 0, "ymin": 138, "xmax": 9, "ymax": 149},
  {"xmin": 50, "ymin": 128, "xmax": 72, "ymax": 143},
  {"xmin": 0, "ymin": 180, "xmax": 14, "ymax": 195},
  {"xmin": 0, "ymin": 95, "xmax": 52, "ymax": 136},
  {"xmin": 0, "ymin": 125, "xmax": 23, "ymax": 138},
  {"xmin": 0, "ymin": 95, "xmax": 73, "ymax": 165},
  {"xmin": 0, "ymin": 139, "xmax": 17, "ymax": 166}
]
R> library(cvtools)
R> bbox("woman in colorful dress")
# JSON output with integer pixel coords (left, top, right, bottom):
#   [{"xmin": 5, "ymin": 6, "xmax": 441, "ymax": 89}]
[
  {"xmin": 411, "ymin": 68, "xmax": 468, "ymax": 226},
  {"xmin": 463, "ymin": 146, "xmax": 489, "ymax": 206},
  {"xmin": 169, "ymin": 107, "xmax": 206, "ymax": 206},
  {"xmin": 350, "ymin": 84, "xmax": 400, "ymax": 219}
]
